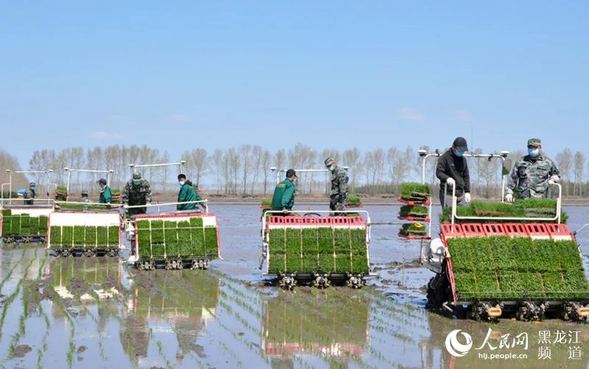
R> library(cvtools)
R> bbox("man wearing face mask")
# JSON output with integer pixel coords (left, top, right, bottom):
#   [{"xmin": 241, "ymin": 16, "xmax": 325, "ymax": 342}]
[
  {"xmin": 176, "ymin": 174, "xmax": 204, "ymax": 211},
  {"xmin": 505, "ymin": 138, "xmax": 560, "ymax": 201},
  {"xmin": 123, "ymin": 172, "xmax": 152, "ymax": 216},
  {"xmin": 325, "ymin": 157, "xmax": 349, "ymax": 211},
  {"xmin": 271, "ymin": 169, "xmax": 297, "ymax": 212},
  {"xmin": 436, "ymin": 137, "xmax": 471, "ymax": 208}
]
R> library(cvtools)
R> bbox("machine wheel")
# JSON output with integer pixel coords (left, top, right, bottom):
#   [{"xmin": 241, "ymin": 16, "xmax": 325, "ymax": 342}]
[
  {"xmin": 516, "ymin": 301, "xmax": 545, "ymax": 321},
  {"xmin": 346, "ymin": 274, "xmax": 364, "ymax": 289},
  {"xmin": 83, "ymin": 249, "xmax": 95, "ymax": 257},
  {"xmin": 165, "ymin": 260, "xmax": 173, "ymax": 270},
  {"xmin": 312, "ymin": 273, "xmax": 331, "ymax": 289},
  {"xmin": 279, "ymin": 274, "xmax": 297, "ymax": 290},
  {"xmin": 61, "ymin": 249, "xmax": 71, "ymax": 257},
  {"xmin": 176, "ymin": 259, "xmax": 184, "ymax": 270},
  {"xmin": 107, "ymin": 249, "xmax": 118, "ymax": 257}
]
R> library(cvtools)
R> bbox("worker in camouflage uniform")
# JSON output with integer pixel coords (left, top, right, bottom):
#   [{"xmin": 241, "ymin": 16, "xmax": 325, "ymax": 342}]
[
  {"xmin": 271, "ymin": 169, "xmax": 297, "ymax": 211},
  {"xmin": 177, "ymin": 174, "xmax": 204, "ymax": 211},
  {"xmin": 325, "ymin": 157, "xmax": 349, "ymax": 211},
  {"xmin": 123, "ymin": 172, "xmax": 152, "ymax": 215},
  {"xmin": 505, "ymin": 138, "xmax": 560, "ymax": 201}
]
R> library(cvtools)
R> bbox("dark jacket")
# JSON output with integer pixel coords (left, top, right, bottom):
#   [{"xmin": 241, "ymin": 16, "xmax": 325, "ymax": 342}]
[{"xmin": 436, "ymin": 150, "xmax": 470, "ymax": 196}]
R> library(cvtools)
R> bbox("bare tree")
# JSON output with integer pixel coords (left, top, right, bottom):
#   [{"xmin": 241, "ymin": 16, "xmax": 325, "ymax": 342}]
[
  {"xmin": 556, "ymin": 148, "xmax": 573, "ymax": 196},
  {"xmin": 574, "ymin": 151, "xmax": 586, "ymax": 197},
  {"xmin": 182, "ymin": 148, "xmax": 208, "ymax": 185}
]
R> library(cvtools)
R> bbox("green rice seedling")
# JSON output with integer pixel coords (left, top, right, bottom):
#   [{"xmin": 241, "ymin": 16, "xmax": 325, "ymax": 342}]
[
  {"xmin": 84, "ymin": 226, "xmax": 97, "ymax": 248},
  {"xmin": 475, "ymin": 272, "xmax": 500, "ymax": 297},
  {"xmin": 335, "ymin": 255, "xmax": 352, "ymax": 273},
  {"xmin": 150, "ymin": 220, "xmax": 164, "ymax": 244},
  {"xmin": 191, "ymin": 227, "xmax": 205, "ymax": 258},
  {"xmin": 317, "ymin": 254, "xmax": 334, "ymax": 273},
  {"xmin": 498, "ymin": 271, "xmax": 523, "ymax": 300},
  {"xmin": 454, "ymin": 272, "xmax": 476, "ymax": 300},
  {"xmin": 151, "ymin": 244, "xmax": 166, "ymax": 258},
  {"xmin": 333, "ymin": 228, "xmax": 351, "ymax": 254},
  {"xmin": 520, "ymin": 272, "xmax": 545, "ymax": 299},
  {"xmin": 285, "ymin": 228, "xmax": 302, "ymax": 257},
  {"xmin": 163, "ymin": 221, "xmax": 178, "ymax": 257},
  {"xmin": 50, "ymin": 226, "xmax": 62, "ymax": 247},
  {"xmin": 268, "ymin": 254, "xmax": 286, "ymax": 274},
  {"xmin": 351, "ymin": 255, "xmax": 369, "ymax": 274},
  {"xmin": 318, "ymin": 228, "xmax": 333, "ymax": 254},
  {"xmin": 285, "ymin": 254, "xmax": 301, "ymax": 273},
  {"xmin": 204, "ymin": 227, "xmax": 218, "ymax": 257},
  {"xmin": 350, "ymin": 228, "xmax": 366, "ymax": 256},
  {"xmin": 302, "ymin": 255, "xmax": 318, "ymax": 272},
  {"xmin": 61, "ymin": 226, "xmax": 74, "ymax": 248},
  {"xmin": 108, "ymin": 226, "xmax": 119, "ymax": 246},
  {"xmin": 2, "ymin": 216, "xmax": 11, "ymax": 234},
  {"xmin": 269, "ymin": 228, "xmax": 286, "ymax": 254},
  {"xmin": 1, "ymin": 209, "xmax": 11, "ymax": 216},
  {"xmin": 399, "ymin": 223, "xmax": 427, "ymax": 236},
  {"xmin": 39, "ymin": 216, "xmax": 48, "ymax": 232},
  {"xmin": 490, "ymin": 237, "xmax": 518, "ymax": 271},
  {"xmin": 348, "ymin": 194, "xmax": 362, "ymax": 207},
  {"xmin": 302, "ymin": 228, "xmax": 318, "ymax": 255},
  {"xmin": 177, "ymin": 221, "xmax": 191, "ymax": 257},
  {"xmin": 73, "ymin": 226, "xmax": 85, "ymax": 246},
  {"xmin": 189, "ymin": 217, "xmax": 203, "ymax": 228},
  {"xmin": 29, "ymin": 217, "xmax": 39, "ymax": 235},
  {"xmin": 543, "ymin": 272, "xmax": 566, "ymax": 298},
  {"xmin": 399, "ymin": 205, "xmax": 428, "ymax": 218},
  {"xmin": 96, "ymin": 227, "xmax": 108, "ymax": 246},
  {"xmin": 137, "ymin": 224, "xmax": 151, "ymax": 258},
  {"xmin": 400, "ymin": 182, "xmax": 430, "ymax": 201}
]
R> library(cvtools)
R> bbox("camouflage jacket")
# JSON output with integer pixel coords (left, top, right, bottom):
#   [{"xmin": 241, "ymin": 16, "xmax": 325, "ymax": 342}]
[
  {"xmin": 506, "ymin": 155, "xmax": 559, "ymax": 198},
  {"xmin": 123, "ymin": 179, "xmax": 152, "ymax": 205},
  {"xmin": 330, "ymin": 166, "xmax": 349, "ymax": 198}
]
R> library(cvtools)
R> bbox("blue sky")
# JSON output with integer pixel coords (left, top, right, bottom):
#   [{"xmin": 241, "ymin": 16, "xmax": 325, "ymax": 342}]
[{"xmin": 1, "ymin": 1, "xmax": 587, "ymax": 165}]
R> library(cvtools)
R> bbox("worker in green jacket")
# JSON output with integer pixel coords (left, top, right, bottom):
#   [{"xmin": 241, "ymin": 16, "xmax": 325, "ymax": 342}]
[
  {"xmin": 97, "ymin": 178, "xmax": 112, "ymax": 204},
  {"xmin": 271, "ymin": 169, "xmax": 297, "ymax": 211},
  {"xmin": 177, "ymin": 174, "xmax": 204, "ymax": 211}
]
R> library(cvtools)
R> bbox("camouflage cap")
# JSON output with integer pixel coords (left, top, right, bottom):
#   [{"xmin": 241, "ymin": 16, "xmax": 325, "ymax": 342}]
[
  {"xmin": 324, "ymin": 157, "xmax": 336, "ymax": 167},
  {"xmin": 527, "ymin": 138, "xmax": 541, "ymax": 147},
  {"xmin": 132, "ymin": 172, "xmax": 142, "ymax": 180},
  {"xmin": 29, "ymin": 182, "xmax": 36, "ymax": 187}
]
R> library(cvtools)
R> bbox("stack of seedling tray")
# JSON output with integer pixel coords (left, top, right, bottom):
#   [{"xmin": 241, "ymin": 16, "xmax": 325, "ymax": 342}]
[
  {"xmin": 1, "ymin": 209, "xmax": 49, "ymax": 243},
  {"xmin": 55, "ymin": 186, "xmax": 68, "ymax": 201},
  {"xmin": 448, "ymin": 237, "xmax": 589, "ymax": 301},
  {"xmin": 398, "ymin": 182, "xmax": 431, "ymax": 239},
  {"xmin": 48, "ymin": 212, "xmax": 121, "ymax": 257},
  {"xmin": 440, "ymin": 198, "xmax": 568, "ymax": 223},
  {"xmin": 266, "ymin": 216, "xmax": 369, "ymax": 277},
  {"xmin": 135, "ymin": 213, "xmax": 219, "ymax": 270}
]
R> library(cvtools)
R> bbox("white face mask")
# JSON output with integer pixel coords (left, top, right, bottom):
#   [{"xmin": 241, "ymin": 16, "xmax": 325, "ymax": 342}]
[{"xmin": 179, "ymin": 180, "xmax": 186, "ymax": 186}]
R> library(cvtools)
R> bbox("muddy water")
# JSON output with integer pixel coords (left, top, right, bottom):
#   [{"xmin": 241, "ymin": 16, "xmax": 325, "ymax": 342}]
[{"xmin": 0, "ymin": 204, "xmax": 589, "ymax": 368}]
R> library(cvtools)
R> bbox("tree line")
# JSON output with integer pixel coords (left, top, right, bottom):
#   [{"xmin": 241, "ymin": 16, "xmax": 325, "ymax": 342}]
[{"xmin": 0, "ymin": 144, "xmax": 585, "ymax": 198}]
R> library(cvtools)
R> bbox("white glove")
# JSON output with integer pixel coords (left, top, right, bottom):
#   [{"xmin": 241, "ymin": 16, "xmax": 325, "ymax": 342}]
[
  {"xmin": 548, "ymin": 175, "xmax": 560, "ymax": 185},
  {"xmin": 446, "ymin": 178, "xmax": 455, "ymax": 186},
  {"xmin": 464, "ymin": 193, "xmax": 471, "ymax": 203},
  {"xmin": 505, "ymin": 194, "xmax": 513, "ymax": 203}
]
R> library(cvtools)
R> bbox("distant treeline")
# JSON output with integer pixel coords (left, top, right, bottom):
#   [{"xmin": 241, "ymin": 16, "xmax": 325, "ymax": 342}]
[{"xmin": 0, "ymin": 144, "xmax": 587, "ymax": 198}]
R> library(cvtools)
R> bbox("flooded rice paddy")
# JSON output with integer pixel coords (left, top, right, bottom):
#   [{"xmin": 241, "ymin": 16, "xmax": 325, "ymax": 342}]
[{"xmin": 1, "ymin": 204, "xmax": 589, "ymax": 368}]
